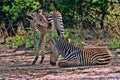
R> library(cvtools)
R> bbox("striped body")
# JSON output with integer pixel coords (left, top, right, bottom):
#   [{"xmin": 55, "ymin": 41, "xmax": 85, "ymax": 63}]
[{"xmin": 50, "ymin": 37, "xmax": 112, "ymax": 67}]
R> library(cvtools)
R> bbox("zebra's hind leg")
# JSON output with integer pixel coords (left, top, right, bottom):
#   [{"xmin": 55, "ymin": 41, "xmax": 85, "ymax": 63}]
[
  {"xmin": 58, "ymin": 59, "xmax": 80, "ymax": 68},
  {"xmin": 31, "ymin": 34, "xmax": 45, "ymax": 65},
  {"xmin": 39, "ymin": 50, "xmax": 45, "ymax": 64},
  {"xmin": 33, "ymin": 30, "xmax": 37, "ymax": 49}
]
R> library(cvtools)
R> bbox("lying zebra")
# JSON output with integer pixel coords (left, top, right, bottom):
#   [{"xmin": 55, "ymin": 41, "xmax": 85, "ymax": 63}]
[{"xmin": 48, "ymin": 37, "xmax": 112, "ymax": 67}]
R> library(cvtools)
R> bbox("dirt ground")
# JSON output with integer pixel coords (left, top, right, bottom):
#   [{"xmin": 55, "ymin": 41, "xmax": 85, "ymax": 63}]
[{"xmin": 0, "ymin": 48, "xmax": 120, "ymax": 80}]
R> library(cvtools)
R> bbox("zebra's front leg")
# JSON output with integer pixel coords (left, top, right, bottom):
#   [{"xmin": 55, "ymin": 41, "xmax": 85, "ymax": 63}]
[
  {"xmin": 31, "ymin": 34, "xmax": 45, "ymax": 65},
  {"xmin": 39, "ymin": 34, "xmax": 46, "ymax": 64},
  {"xmin": 39, "ymin": 37, "xmax": 45, "ymax": 64},
  {"xmin": 58, "ymin": 59, "xmax": 80, "ymax": 68},
  {"xmin": 33, "ymin": 30, "xmax": 37, "ymax": 49}
]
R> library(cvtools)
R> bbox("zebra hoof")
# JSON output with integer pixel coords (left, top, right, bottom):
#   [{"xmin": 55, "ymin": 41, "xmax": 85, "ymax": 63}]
[
  {"xmin": 50, "ymin": 61, "xmax": 56, "ymax": 66},
  {"xmin": 58, "ymin": 62, "xmax": 70, "ymax": 68},
  {"xmin": 31, "ymin": 62, "xmax": 36, "ymax": 65},
  {"xmin": 40, "ymin": 60, "xmax": 43, "ymax": 64}
]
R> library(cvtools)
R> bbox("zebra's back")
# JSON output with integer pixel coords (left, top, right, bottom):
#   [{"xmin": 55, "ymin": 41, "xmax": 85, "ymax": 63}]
[{"xmin": 81, "ymin": 47, "xmax": 111, "ymax": 65}]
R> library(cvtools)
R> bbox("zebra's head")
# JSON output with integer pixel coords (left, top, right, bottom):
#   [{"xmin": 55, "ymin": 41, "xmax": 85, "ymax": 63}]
[
  {"xmin": 48, "ymin": 38, "xmax": 60, "ymax": 66},
  {"xmin": 48, "ymin": 37, "xmax": 67, "ymax": 66},
  {"xmin": 27, "ymin": 10, "xmax": 51, "ymax": 28}
]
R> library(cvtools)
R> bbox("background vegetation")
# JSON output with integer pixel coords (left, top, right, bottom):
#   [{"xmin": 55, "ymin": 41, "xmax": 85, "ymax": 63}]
[{"xmin": 0, "ymin": 0, "xmax": 120, "ymax": 50}]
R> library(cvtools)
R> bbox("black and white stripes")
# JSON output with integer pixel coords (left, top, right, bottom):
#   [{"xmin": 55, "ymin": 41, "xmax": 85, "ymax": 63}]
[
  {"xmin": 50, "ymin": 37, "xmax": 112, "ymax": 67},
  {"xmin": 48, "ymin": 11, "xmax": 64, "ymax": 37}
]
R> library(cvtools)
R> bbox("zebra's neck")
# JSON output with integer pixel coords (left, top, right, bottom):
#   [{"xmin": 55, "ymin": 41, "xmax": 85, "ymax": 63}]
[{"xmin": 55, "ymin": 39, "xmax": 78, "ymax": 58}]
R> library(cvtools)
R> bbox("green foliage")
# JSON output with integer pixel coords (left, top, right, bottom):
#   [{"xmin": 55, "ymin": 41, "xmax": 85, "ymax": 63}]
[
  {"xmin": 49, "ymin": 5, "xmax": 56, "ymax": 10},
  {"xmin": 12, "ymin": 34, "xmax": 25, "ymax": 47},
  {"xmin": 53, "ymin": 0, "xmax": 111, "ymax": 29},
  {"xmin": 11, "ymin": 28, "xmax": 70, "ymax": 49},
  {"xmin": 0, "ymin": 0, "xmax": 120, "ymax": 50},
  {"xmin": 1, "ymin": 0, "xmax": 40, "ymax": 21},
  {"xmin": 0, "ymin": 78, "xmax": 5, "ymax": 80},
  {"xmin": 108, "ymin": 36, "xmax": 120, "ymax": 50},
  {"xmin": 64, "ymin": 29, "xmax": 69, "ymax": 38},
  {"xmin": 12, "ymin": 34, "xmax": 34, "ymax": 48},
  {"xmin": 0, "ymin": 0, "xmax": 119, "ymax": 32},
  {"xmin": 108, "ymin": 42, "xmax": 120, "ymax": 50},
  {"xmin": 3, "ymin": 5, "xmax": 9, "ymax": 12},
  {"xmin": 45, "ymin": 29, "xmax": 69, "ymax": 40},
  {"xmin": 26, "ymin": 38, "xmax": 34, "ymax": 48}
]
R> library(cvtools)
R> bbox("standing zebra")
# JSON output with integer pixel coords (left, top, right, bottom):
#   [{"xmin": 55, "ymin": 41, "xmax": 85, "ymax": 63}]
[
  {"xmin": 27, "ymin": 10, "xmax": 52, "ymax": 65},
  {"xmin": 49, "ymin": 37, "xmax": 112, "ymax": 67},
  {"xmin": 27, "ymin": 10, "xmax": 64, "ymax": 65}
]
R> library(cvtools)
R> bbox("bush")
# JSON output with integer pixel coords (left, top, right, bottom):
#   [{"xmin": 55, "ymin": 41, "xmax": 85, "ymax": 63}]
[
  {"xmin": 11, "ymin": 28, "xmax": 70, "ymax": 49},
  {"xmin": 108, "ymin": 36, "xmax": 120, "ymax": 50},
  {"xmin": 12, "ymin": 34, "xmax": 25, "ymax": 48},
  {"xmin": 108, "ymin": 42, "xmax": 120, "ymax": 50}
]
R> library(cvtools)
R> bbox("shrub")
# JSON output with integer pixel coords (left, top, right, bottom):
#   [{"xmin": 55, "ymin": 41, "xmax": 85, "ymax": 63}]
[
  {"xmin": 108, "ymin": 36, "xmax": 120, "ymax": 50},
  {"xmin": 108, "ymin": 42, "xmax": 120, "ymax": 50}
]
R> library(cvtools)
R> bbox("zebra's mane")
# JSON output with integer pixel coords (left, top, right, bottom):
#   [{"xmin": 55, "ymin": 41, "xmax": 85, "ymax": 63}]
[{"xmin": 54, "ymin": 37, "xmax": 81, "ymax": 49}]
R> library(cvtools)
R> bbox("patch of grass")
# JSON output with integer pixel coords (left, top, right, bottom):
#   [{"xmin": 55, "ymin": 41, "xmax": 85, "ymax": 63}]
[
  {"xmin": 108, "ymin": 42, "xmax": 120, "ymax": 50},
  {"xmin": 12, "ymin": 34, "xmax": 25, "ymax": 47},
  {"xmin": 1, "ymin": 28, "xmax": 71, "ymax": 50},
  {"xmin": 108, "ymin": 36, "xmax": 120, "ymax": 50}
]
